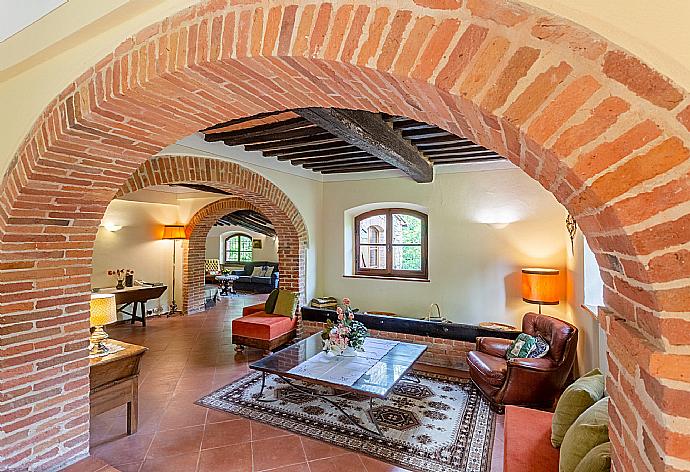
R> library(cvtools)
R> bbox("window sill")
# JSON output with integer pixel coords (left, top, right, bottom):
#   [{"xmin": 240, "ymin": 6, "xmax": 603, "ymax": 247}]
[{"xmin": 343, "ymin": 274, "xmax": 430, "ymax": 283}]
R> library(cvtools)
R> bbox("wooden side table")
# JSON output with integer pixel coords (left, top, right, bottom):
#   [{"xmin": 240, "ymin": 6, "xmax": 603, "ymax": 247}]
[{"xmin": 89, "ymin": 339, "xmax": 147, "ymax": 434}]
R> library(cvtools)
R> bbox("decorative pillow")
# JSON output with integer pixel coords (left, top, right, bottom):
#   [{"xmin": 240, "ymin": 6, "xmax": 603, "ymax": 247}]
[
  {"xmin": 263, "ymin": 266, "xmax": 274, "ymax": 277},
  {"xmin": 573, "ymin": 441, "xmax": 611, "ymax": 472},
  {"xmin": 264, "ymin": 289, "xmax": 279, "ymax": 314},
  {"xmin": 559, "ymin": 397, "xmax": 609, "ymax": 472},
  {"xmin": 552, "ymin": 369, "xmax": 605, "ymax": 448},
  {"xmin": 272, "ymin": 290, "xmax": 298, "ymax": 318},
  {"xmin": 251, "ymin": 266, "xmax": 264, "ymax": 277},
  {"xmin": 505, "ymin": 333, "xmax": 549, "ymax": 360}
]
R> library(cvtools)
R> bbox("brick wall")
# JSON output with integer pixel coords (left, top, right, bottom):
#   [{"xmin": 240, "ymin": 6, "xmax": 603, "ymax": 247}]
[
  {"xmin": 0, "ymin": 0, "xmax": 689, "ymax": 469},
  {"xmin": 303, "ymin": 321, "xmax": 475, "ymax": 370}
]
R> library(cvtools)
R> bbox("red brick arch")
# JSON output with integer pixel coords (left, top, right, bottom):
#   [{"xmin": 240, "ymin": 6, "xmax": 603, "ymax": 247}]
[
  {"xmin": 1, "ymin": 0, "xmax": 689, "ymax": 470},
  {"xmin": 115, "ymin": 155, "xmax": 308, "ymax": 316},
  {"xmin": 180, "ymin": 197, "xmax": 272, "ymax": 315}
]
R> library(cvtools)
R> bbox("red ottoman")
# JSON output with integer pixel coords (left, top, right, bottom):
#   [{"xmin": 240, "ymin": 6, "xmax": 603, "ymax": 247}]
[
  {"xmin": 232, "ymin": 304, "xmax": 297, "ymax": 351},
  {"xmin": 504, "ymin": 406, "xmax": 559, "ymax": 472}
]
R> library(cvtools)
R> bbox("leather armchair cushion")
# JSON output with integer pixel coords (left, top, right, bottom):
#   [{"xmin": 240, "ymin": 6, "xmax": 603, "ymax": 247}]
[
  {"xmin": 467, "ymin": 351, "xmax": 507, "ymax": 387},
  {"xmin": 477, "ymin": 337, "xmax": 513, "ymax": 358},
  {"xmin": 523, "ymin": 312, "xmax": 576, "ymax": 362}
]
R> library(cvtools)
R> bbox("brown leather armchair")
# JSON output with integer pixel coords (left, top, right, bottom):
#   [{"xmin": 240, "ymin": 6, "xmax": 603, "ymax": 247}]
[{"xmin": 467, "ymin": 313, "xmax": 578, "ymax": 412}]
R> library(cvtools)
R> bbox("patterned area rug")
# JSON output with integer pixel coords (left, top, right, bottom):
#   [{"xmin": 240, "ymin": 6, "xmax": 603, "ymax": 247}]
[{"xmin": 197, "ymin": 371, "xmax": 495, "ymax": 472}]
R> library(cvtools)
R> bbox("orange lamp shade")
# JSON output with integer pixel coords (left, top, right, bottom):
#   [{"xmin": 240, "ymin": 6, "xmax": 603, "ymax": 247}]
[
  {"xmin": 522, "ymin": 268, "xmax": 560, "ymax": 305},
  {"xmin": 162, "ymin": 225, "xmax": 186, "ymax": 240}
]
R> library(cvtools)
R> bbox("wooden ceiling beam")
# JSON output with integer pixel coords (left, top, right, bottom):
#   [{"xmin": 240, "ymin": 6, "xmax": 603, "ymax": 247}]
[
  {"xmin": 219, "ymin": 214, "xmax": 277, "ymax": 237},
  {"xmin": 200, "ymin": 110, "xmax": 284, "ymax": 132},
  {"xmin": 243, "ymin": 133, "xmax": 339, "ymax": 151},
  {"xmin": 263, "ymin": 141, "xmax": 356, "ymax": 157},
  {"xmin": 430, "ymin": 156, "xmax": 505, "ymax": 165},
  {"xmin": 296, "ymin": 108, "xmax": 433, "ymax": 183},
  {"xmin": 424, "ymin": 146, "xmax": 490, "ymax": 156},
  {"xmin": 220, "ymin": 125, "xmax": 322, "ymax": 146},
  {"xmin": 288, "ymin": 152, "xmax": 372, "ymax": 164},
  {"xmin": 411, "ymin": 135, "xmax": 469, "ymax": 146},
  {"xmin": 204, "ymin": 118, "xmax": 310, "ymax": 142},
  {"xmin": 415, "ymin": 140, "xmax": 475, "ymax": 150},
  {"xmin": 303, "ymin": 157, "xmax": 381, "ymax": 169},
  {"xmin": 170, "ymin": 183, "xmax": 232, "ymax": 195},
  {"xmin": 428, "ymin": 151, "xmax": 501, "ymax": 159},
  {"xmin": 320, "ymin": 163, "xmax": 395, "ymax": 174},
  {"xmin": 401, "ymin": 128, "xmax": 451, "ymax": 139},
  {"xmin": 276, "ymin": 148, "xmax": 369, "ymax": 161}
]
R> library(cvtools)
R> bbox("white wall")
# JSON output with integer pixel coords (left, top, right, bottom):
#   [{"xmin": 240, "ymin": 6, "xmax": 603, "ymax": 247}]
[
  {"xmin": 318, "ymin": 168, "xmax": 569, "ymax": 326},
  {"xmin": 205, "ymin": 226, "xmax": 279, "ymax": 263}
]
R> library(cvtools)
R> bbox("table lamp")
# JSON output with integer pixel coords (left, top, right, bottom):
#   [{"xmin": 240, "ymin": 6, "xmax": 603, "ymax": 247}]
[
  {"xmin": 90, "ymin": 293, "xmax": 117, "ymax": 355},
  {"xmin": 521, "ymin": 268, "xmax": 560, "ymax": 314},
  {"xmin": 162, "ymin": 225, "xmax": 187, "ymax": 315}
]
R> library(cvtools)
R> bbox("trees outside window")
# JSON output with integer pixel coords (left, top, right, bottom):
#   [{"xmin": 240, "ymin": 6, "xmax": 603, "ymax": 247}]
[
  {"xmin": 354, "ymin": 209, "xmax": 427, "ymax": 279},
  {"xmin": 225, "ymin": 233, "xmax": 252, "ymax": 263}
]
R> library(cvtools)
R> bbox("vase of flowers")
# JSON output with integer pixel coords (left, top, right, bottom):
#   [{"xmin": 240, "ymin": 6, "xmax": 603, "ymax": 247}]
[{"xmin": 321, "ymin": 297, "xmax": 368, "ymax": 356}]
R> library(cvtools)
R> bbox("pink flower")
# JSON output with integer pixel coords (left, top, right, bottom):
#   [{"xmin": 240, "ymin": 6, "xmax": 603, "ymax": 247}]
[
  {"xmin": 342, "ymin": 297, "xmax": 351, "ymax": 306},
  {"xmin": 338, "ymin": 313, "xmax": 344, "ymax": 321},
  {"xmin": 348, "ymin": 313, "xmax": 354, "ymax": 320},
  {"xmin": 336, "ymin": 306, "xmax": 343, "ymax": 315}
]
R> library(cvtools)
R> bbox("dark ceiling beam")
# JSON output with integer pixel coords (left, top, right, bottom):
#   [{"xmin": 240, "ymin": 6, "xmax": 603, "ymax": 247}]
[
  {"xmin": 170, "ymin": 183, "xmax": 231, "ymax": 195},
  {"xmin": 200, "ymin": 110, "xmax": 284, "ymax": 132},
  {"xmin": 411, "ymin": 135, "xmax": 468, "ymax": 146},
  {"xmin": 415, "ymin": 140, "xmax": 475, "ymax": 150},
  {"xmin": 401, "ymin": 128, "xmax": 451, "ymax": 139},
  {"xmin": 288, "ymin": 152, "xmax": 372, "ymax": 165},
  {"xmin": 262, "ymin": 141, "xmax": 356, "ymax": 157},
  {"xmin": 296, "ymin": 108, "xmax": 433, "ymax": 183},
  {"xmin": 428, "ymin": 151, "xmax": 501, "ymax": 159},
  {"xmin": 220, "ymin": 125, "xmax": 323, "ymax": 146},
  {"xmin": 204, "ymin": 118, "xmax": 310, "ymax": 142},
  {"xmin": 303, "ymin": 157, "xmax": 381, "ymax": 169},
  {"xmin": 424, "ymin": 146, "xmax": 490, "ymax": 156},
  {"xmin": 430, "ymin": 156, "xmax": 505, "ymax": 165},
  {"xmin": 243, "ymin": 133, "xmax": 339, "ymax": 151},
  {"xmin": 218, "ymin": 214, "xmax": 276, "ymax": 237},
  {"xmin": 276, "ymin": 148, "xmax": 368, "ymax": 161},
  {"xmin": 320, "ymin": 163, "xmax": 394, "ymax": 174},
  {"xmin": 234, "ymin": 211, "xmax": 274, "ymax": 228}
]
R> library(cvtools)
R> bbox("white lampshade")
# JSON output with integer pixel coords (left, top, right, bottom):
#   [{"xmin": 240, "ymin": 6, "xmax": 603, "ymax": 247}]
[{"xmin": 90, "ymin": 294, "xmax": 117, "ymax": 327}]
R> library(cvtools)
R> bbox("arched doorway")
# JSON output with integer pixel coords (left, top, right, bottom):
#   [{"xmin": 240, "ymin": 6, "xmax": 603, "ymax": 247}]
[{"xmin": 0, "ymin": 1, "xmax": 688, "ymax": 470}]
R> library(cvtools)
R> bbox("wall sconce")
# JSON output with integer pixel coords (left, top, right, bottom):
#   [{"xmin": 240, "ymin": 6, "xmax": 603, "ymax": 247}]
[
  {"xmin": 488, "ymin": 222, "xmax": 510, "ymax": 229},
  {"xmin": 566, "ymin": 214, "xmax": 577, "ymax": 253},
  {"xmin": 103, "ymin": 223, "xmax": 122, "ymax": 232}
]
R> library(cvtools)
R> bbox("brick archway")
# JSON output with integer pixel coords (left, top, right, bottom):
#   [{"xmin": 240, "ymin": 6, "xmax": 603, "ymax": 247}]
[
  {"xmin": 0, "ymin": 0, "xmax": 689, "ymax": 470},
  {"xmin": 115, "ymin": 155, "xmax": 309, "ymax": 316},
  {"xmin": 181, "ymin": 197, "xmax": 271, "ymax": 314}
]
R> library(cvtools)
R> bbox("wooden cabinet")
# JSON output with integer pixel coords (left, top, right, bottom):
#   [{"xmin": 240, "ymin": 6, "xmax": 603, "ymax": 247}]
[{"xmin": 89, "ymin": 339, "xmax": 147, "ymax": 434}]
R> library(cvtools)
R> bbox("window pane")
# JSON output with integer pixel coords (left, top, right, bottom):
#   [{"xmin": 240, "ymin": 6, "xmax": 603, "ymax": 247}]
[
  {"xmin": 359, "ymin": 214, "xmax": 387, "ymax": 245},
  {"xmin": 239, "ymin": 251, "xmax": 252, "ymax": 262},
  {"xmin": 228, "ymin": 237, "xmax": 239, "ymax": 251},
  {"xmin": 393, "ymin": 245, "xmax": 422, "ymax": 271},
  {"xmin": 240, "ymin": 237, "xmax": 252, "ymax": 252},
  {"xmin": 392, "ymin": 214, "xmax": 422, "ymax": 244},
  {"xmin": 359, "ymin": 244, "xmax": 386, "ymax": 269},
  {"xmin": 227, "ymin": 250, "xmax": 239, "ymax": 262}
]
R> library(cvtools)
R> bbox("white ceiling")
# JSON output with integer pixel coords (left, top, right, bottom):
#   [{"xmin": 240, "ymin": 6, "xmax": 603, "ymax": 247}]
[{"xmin": 0, "ymin": 0, "xmax": 68, "ymax": 42}]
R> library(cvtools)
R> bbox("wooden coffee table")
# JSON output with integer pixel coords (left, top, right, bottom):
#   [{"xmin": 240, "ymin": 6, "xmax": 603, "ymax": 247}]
[{"xmin": 250, "ymin": 333, "xmax": 427, "ymax": 435}]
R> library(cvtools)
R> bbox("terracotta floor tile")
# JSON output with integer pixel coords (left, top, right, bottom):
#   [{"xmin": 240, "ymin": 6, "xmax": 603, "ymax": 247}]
[
  {"xmin": 139, "ymin": 452, "xmax": 199, "ymax": 472},
  {"xmin": 146, "ymin": 425, "xmax": 204, "ymax": 459},
  {"xmin": 201, "ymin": 419, "xmax": 252, "ymax": 449},
  {"xmin": 91, "ymin": 432, "xmax": 154, "ymax": 465},
  {"xmin": 110, "ymin": 462, "xmax": 141, "ymax": 472},
  {"xmin": 267, "ymin": 463, "xmax": 311, "ymax": 472},
  {"xmin": 60, "ymin": 457, "xmax": 112, "ymax": 472},
  {"xmin": 157, "ymin": 402, "xmax": 208, "ymax": 431},
  {"xmin": 301, "ymin": 437, "xmax": 350, "ymax": 461},
  {"xmin": 252, "ymin": 435, "xmax": 307, "ymax": 471},
  {"xmin": 197, "ymin": 443, "xmax": 253, "ymax": 472},
  {"xmin": 251, "ymin": 421, "xmax": 294, "ymax": 441},
  {"xmin": 205, "ymin": 408, "xmax": 243, "ymax": 424},
  {"xmin": 308, "ymin": 453, "xmax": 367, "ymax": 472},
  {"xmin": 358, "ymin": 455, "xmax": 412, "ymax": 472}
]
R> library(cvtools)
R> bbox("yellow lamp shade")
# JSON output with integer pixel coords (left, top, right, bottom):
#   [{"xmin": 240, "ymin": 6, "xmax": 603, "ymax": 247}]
[
  {"xmin": 522, "ymin": 268, "xmax": 560, "ymax": 305},
  {"xmin": 90, "ymin": 294, "xmax": 117, "ymax": 327},
  {"xmin": 162, "ymin": 225, "xmax": 186, "ymax": 240}
]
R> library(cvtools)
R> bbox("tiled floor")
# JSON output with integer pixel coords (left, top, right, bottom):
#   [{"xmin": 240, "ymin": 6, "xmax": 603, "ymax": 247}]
[{"xmin": 80, "ymin": 295, "xmax": 503, "ymax": 472}]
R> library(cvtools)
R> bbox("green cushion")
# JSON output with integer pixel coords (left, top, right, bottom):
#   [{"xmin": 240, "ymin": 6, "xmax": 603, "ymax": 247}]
[
  {"xmin": 573, "ymin": 442, "xmax": 611, "ymax": 472},
  {"xmin": 506, "ymin": 333, "xmax": 547, "ymax": 359},
  {"xmin": 264, "ymin": 289, "xmax": 279, "ymax": 314},
  {"xmin": 559, "ymin": 397, "xmax": 609, "ymax": 472},
  {"xmin": 552, "ymin": 369, "xmax": 605, "ymax": 448},
  {"xmin": 272, "ymin": 290, "xmax": 298, "ymax": 318}
]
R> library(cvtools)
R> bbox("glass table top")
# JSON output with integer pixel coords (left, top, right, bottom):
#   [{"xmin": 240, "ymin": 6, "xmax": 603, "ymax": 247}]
[{"xmin": 250, "ymin": 333, "xmax": 427, "ymax": 398}]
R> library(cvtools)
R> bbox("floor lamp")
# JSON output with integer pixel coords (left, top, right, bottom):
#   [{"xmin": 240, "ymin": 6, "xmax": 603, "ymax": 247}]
[
  {"xmin": 162, "ymin": 225, "xmax": 186, "ymax": 316},
  {"xmin": 521, "ymin": 268, "xmax": 560, "ymax": 314}
]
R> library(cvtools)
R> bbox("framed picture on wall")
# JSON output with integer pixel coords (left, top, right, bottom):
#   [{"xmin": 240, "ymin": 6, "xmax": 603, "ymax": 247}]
[{"xmin": 252, "ymin": 239, "xmax": 262, "ymax": 249}]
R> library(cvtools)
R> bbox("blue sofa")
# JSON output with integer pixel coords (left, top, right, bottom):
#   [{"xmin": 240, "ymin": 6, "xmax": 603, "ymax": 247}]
[{"xmin": 231, "ymin": 261, "xmax": 279, "ymax": 293}]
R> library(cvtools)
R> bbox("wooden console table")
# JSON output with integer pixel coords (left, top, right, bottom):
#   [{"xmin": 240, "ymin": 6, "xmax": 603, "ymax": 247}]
[
  {"xmin": 98, "ymin": 285, "xmax": 167, "ymax": 326},
  {"xmin": 89, "ymin": 339, "xmax": 147, "ymax": 434}
]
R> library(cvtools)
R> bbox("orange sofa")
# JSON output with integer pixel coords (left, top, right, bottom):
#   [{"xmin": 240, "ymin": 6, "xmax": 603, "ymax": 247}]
[
  {"xmin": 504, "ymin": 405, "xmax": 559, "ymax": 472},
  {"xmin": 232, "ymin": 303, "xmax": 297, "ymax": 351}
]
